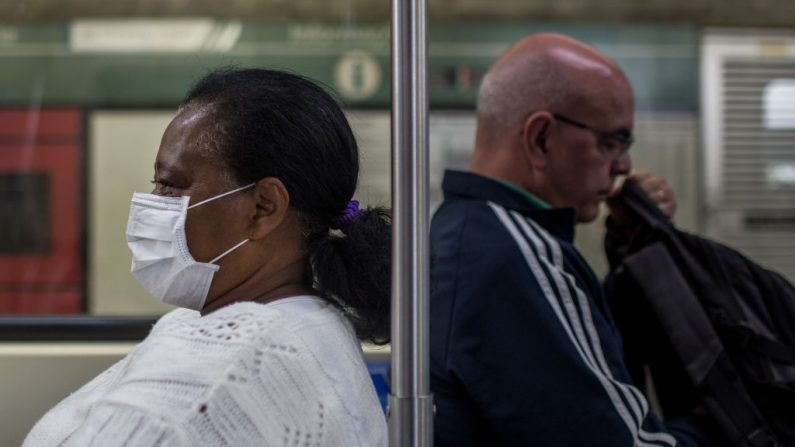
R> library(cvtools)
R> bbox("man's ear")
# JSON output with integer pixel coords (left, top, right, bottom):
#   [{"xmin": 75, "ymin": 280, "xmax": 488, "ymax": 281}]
[
  {"xmin": 521, "ymin": 111, "xmax": 554, "ymax": 168},
  {"xmin": 249, "ymin": 177, "xmax": 290, "ymax": 240}
]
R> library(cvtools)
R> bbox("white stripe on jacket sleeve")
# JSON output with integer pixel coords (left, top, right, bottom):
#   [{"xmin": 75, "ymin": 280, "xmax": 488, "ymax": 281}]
[{"xmin": 488, "ymin": 202, "xmax": 677, "ymax": 447}]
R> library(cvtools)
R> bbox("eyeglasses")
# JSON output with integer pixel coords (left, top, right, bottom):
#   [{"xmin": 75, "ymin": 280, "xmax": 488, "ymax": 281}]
[{"xmin": 552, "ymin": 113, "xmax": 634, "ymax": 155}]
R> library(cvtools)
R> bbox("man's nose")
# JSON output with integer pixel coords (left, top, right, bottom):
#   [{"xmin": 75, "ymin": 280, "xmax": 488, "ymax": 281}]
[{"xmin": 611, "ymin": 153, "xmax": 632, "ymax": 175}]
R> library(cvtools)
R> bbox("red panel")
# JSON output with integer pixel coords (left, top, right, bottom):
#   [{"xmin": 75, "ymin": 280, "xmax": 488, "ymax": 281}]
[
  {"xmin": 0, "ymin": 107, "xmax": 83, "ymax": 314},
  {"xmin": 0, "ymin": 145, "xmax": 81, "ymax": 284},
  {"xmin": 0, "ymin": 108, "xmax": 81, "ymax": 139},
  {"xmin": 0, "ymin": 292, "xmax": 81, "ymax": 314}
]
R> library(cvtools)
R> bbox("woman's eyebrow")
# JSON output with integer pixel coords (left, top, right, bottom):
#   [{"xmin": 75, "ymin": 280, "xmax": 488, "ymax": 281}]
[{"xmin": 153, "ymin": 159, "xmax": 176, "ymax": 175}]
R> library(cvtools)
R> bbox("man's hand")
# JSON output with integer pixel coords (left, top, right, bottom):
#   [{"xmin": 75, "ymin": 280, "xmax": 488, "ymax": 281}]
[{"xmin": 607, "ymin": 170, "xmax": 677, "ymax": 234}]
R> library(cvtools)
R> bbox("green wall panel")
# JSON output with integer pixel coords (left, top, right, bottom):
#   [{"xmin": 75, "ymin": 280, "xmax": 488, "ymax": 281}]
[{"xmin": 0, "ymin": 22, "xmax": 697, "ymax": 110}]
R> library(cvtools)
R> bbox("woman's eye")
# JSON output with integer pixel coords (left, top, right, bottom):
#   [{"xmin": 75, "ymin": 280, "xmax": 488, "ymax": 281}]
[
  {"xmin": 151, "ymin": 179, "xmax": 174, "ymax": 187},
  {"xmin": 150, "ymin": 179, "xmax": 180, "ymax": 195}
]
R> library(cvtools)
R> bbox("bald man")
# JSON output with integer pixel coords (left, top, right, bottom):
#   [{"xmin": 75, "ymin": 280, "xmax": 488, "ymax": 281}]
[{"xmin": 429, "ymin": 34, "xmax": 715, "ymax": 446}]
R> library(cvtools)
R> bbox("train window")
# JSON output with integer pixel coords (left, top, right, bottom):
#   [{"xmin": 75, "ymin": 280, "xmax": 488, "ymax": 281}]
[
  {"xmin": 0, "ymin": 20, "xmax": 398, "ymax": 326},
  {"xmin": 0, "ymin": 19, "xmax": 702, "ymax": 328}
]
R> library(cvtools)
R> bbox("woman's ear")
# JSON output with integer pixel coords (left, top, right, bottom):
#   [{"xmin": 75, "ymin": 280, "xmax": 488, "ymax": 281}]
[
  {"xmin": 521, "ymin": 111, "xmax": 554, "ymax": 169},
  {"xmin": 249, "ymin": 177, "xmax": 290, "ymax": 240}
]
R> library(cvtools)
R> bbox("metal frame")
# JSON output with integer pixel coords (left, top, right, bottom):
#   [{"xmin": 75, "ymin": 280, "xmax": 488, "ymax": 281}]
[{"xmin": 0, "ymin": 316, "xmax": 155, "ymax": 341}]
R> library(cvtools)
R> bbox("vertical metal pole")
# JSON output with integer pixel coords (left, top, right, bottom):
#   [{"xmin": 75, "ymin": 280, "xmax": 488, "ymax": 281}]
[{"xmin": 389, "ymin": 0, "xmax": 432, "ymax": 445}]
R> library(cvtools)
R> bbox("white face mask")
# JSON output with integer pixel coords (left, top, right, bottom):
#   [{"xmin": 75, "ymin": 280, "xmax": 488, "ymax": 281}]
[{"xmin": 125, "ymin": 183, "xmax": 255, "ymax": 310}]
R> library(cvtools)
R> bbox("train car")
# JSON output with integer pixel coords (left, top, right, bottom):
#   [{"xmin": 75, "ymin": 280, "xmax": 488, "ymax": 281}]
[{"xmin": 0, "ymin": 2, "xmax": 793, "ymax": 445}]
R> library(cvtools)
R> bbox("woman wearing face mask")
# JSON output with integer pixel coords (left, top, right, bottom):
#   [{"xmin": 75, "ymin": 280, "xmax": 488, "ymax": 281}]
[{"xmin": 24, "ymin": 68, "xmax": 389, "ymax": 446}]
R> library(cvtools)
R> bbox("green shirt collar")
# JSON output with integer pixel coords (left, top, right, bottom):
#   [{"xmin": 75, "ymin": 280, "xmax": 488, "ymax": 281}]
[{"xmin": 492, "ymin": 178, "xmax": 551, "ymax": 209}]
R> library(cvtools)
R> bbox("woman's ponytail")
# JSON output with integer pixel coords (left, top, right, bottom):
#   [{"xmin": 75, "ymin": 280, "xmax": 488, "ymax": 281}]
[{"xmin": 309, "ymin": 207, "xmax": 391, "ymax": 344}]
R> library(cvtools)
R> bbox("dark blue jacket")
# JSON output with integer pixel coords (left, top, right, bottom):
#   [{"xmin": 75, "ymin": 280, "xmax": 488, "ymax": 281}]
[{"xmin": 430, "ymin": 170, "xmax": 708, "ymax": 446}]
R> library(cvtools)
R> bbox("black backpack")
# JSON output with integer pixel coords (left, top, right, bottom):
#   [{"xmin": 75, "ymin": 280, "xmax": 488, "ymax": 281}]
[{"xmin": 606, "ymin": 180, "xmax": 795, "ymax": 447}]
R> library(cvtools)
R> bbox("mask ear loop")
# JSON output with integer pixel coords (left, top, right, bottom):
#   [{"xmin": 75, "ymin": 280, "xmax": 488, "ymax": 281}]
[
  {"xmin": 209, "ymin": 239, "xmax": 249, "ymax": 265},
  {"xmin": 189, "ymin": 182, "xmax": 256, "ymax": 265},
  {"xmin": 188, "ymin": 183, "xmax": 256, "ymax": 209}
]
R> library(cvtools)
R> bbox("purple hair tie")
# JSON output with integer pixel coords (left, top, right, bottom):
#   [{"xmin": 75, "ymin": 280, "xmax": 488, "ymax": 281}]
[{"xmin": 331, "ymin": 200, "xmax": 367, "ymax": 230}]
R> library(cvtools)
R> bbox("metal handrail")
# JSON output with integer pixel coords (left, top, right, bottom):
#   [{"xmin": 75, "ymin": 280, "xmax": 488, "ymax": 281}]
[{"xmin": 388, "ymin": 0, "xmax": 432, "ymax": 445}]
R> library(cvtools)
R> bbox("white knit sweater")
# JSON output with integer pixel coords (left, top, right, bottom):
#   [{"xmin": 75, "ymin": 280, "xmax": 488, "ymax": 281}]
[{"xmin": 23, "ymin": 296, "xmax": 387, "ymax": 446}]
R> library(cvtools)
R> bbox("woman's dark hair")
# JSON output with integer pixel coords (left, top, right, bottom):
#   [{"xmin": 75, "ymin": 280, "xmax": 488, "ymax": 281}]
[{"xmin": 184, "ymin": 68, "xmax": 390, "ymax": 343}]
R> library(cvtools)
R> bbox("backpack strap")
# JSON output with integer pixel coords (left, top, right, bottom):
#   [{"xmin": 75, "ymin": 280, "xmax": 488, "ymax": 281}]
[
  {"xmin": 624, "ymin": 243, "xmax": 780, "ymax": 447},
  {"xmin": 716, "ymin": 319, "xmax": 795, "ymax": 365}
]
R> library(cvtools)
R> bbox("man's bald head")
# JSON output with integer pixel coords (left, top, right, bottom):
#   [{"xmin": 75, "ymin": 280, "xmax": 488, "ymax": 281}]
[
  {"xmin": 469, "ymin": 33, "xmax": 635, "ymax": 222},
  {"xmin": 475, "ymin": 33, "xmax": 630, "ymax": 143}
]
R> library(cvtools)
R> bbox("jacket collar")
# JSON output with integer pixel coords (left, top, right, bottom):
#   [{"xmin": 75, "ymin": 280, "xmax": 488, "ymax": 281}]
[{"xmin": 441, "ymin": 170, "xmax": 578, "ymax": 242}]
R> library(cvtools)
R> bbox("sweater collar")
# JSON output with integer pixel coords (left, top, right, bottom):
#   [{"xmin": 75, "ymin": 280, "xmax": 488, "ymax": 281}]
[{"xmin": 441, "ymin": 170, "xmax": 577, "ymax": 242}]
